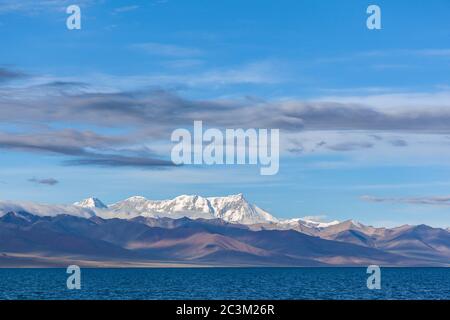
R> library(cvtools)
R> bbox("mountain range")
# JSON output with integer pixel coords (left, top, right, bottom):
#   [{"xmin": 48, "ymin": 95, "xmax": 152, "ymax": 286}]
[{"xmin": 0, "ymin": 194, "xmax": 449, "ymax": 267}]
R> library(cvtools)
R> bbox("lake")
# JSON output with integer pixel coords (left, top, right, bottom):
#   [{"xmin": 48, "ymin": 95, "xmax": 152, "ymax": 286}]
[{"xmin": 0, "ymin": 268, "xmax": 448, "ymax": 300}]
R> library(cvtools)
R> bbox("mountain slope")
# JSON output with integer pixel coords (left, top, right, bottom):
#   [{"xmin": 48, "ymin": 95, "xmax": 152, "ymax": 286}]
[
  {"xmin": 103, "ymin": 193, "xmax": 278, "ymax": 224},
  {"xmin": 1, "ymin": 212, "xmax": 437, "ymax": 267},
  {"xmin": 74, "ymin": 197, "xmax": 107, "ymax": 209},
  {"xmin": 0, "ymin": 200, "xmax": 95, "ymax": 218},
  {"xmin": 1, "ymin": 195, "xmax": 449, "ymax": 267},
  {"xmin": 318, "ymin": 221, "xmax": 450, "ymax": 264}
]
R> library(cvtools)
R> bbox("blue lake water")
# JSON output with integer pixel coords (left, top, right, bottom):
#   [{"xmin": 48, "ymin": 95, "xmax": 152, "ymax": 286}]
[{"xmin": 0, "ymin": 268, "xmax": 448, "ymax": 300}]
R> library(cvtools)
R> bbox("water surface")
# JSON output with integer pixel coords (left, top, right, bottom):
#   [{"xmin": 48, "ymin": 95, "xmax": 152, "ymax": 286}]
[{"xmin": 0, "ymin": 268, "xmax": 448, "ymax": 300}]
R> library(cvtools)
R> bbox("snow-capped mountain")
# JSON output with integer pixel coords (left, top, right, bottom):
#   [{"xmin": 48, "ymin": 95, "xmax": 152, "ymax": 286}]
[
  {"xmin": 0, "ymin": 194, "xmax": 336, "ymax": 227},
  {"xmin": 208, "ymin": 193, "xmax": 278, "ymax": 224},
  {"xmin": 3, "ymin": 211, "xmax": 449, "ymax": 267},
  {"xmin": 106, "ymin": 195, "xmax": 214, "ymax": 220},
  {"xmin": 280, "ymin": 218, "xmax": 340, "ymax": 229},
  {"xmin": 0, "ymin": 200, "xmax": 95, "ymax": 219},
  {"xmin": 104, "ymin": 193, "xmax": 279, "ymax": 224},
  {"xmin": 74, "ymin": 197, "xmax": 107, "ymax": 209}
]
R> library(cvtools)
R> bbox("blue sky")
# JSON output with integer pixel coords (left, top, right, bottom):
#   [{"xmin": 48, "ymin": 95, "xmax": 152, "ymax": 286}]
[{"xmin": 1, "ymin": 0, "xmax": 450, "ymax": 227}]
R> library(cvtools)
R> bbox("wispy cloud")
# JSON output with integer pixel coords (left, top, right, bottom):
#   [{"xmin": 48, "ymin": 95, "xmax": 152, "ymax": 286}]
[
  {"xmin": 3, "ymin": 66, "xmax": 450, "ymax": 169},
  {"xmin": 388, "ymin": 139, "xmax": 408, "ymax": 147},
  {"xmin": 5, "ymin": 70, "xmax": 450, "ymax": 134},
  {"xmin": 28, "ymin": 177, "xmax": 59, "ymax": 186},
  {"xmin": 412, "ymin": 49, "xmax": 450, "ymax": 57},
  {"xmin": 161, "ymin": 59, "xmax": 204, "ymax": 69},
  {"xmin": 327, "ymin": 142, "xmax": 373, "ymax": 152},
  {"xmin": 0, "ymin": 129, "xmax": 174, "ymax": 169},
  {"xmin": 314, "ymin": 48, "xmax": 450, "ymax": 65},
  {"xmin": 64, "ymin": 154, "xmax": 175, "ymax": 168},
  {"xmin": 0, "ymin": 129, "xmax": 125, "ymax": 156},
  {"xmin": 361, "ymin": 195, "xmax": 450, "ymax": 206},
  {"xmin": 16, "ymin": 60, "xmax": 283, "ymax": 89},
  {"xmin": 113, "ymin": 5, "xmax": 139, "ymax": 14},
  {"xmin": 131, "ymin": 42, "xmax": 203, "ymax": 57},
  {"xmin": 360, "ymin": 49, "xmax": 450, "ymax": 58},
  {"xmin": 0, "ymin": 0, "xmax": 97, "ymax": 14},
  {"xmin": 0, "ymin": 67, "xmax": 26, "ymax": 82}
]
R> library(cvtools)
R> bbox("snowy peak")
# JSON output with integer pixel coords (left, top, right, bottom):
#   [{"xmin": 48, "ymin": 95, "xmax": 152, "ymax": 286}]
[
  {"xmin": 7, "ymin": 194, "xmax": 351, "ymax": 228},
  {"xmin": 74, "ymin": 197, "xmax": 107, "ymax": 209},
  {"xmin": 207, "ymin": 194, "xmax": 278, "ymax": 224},
  {"xmin": 106, "ymin": 193, "xmax": 277, "ymax": 224},
  {"xmin": 281, "ymin": 218, "xmax": 340, "ymax": 229},
  {"xmin": 123, "ymin": 196, "xmax": 148, "ymax": 202},
  {"xmin": 166, "ymin": 195, "xmax": 214, "ymax": 214},
  {"xmin": 0, "ymin": 200, "xmax": 95, "ymax": 219},
  {"xmin": 107, "ymin": 194, "xmax": 215, "ymax": 220}
]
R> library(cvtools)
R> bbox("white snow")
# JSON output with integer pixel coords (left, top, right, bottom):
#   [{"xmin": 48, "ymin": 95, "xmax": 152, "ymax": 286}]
[
  {"xmin": 0, "ymin": 194, "xmax": 341, "ymax": 228},
  {"xmin": 73, "ymin": 197, "xmax": 107, "ymax": 209},
  {"xmin": 280, "ymin": 217, "xmax": 340, "ymax": 229},
  {"xmin": 0, "ymin": 200, "xmax": 95, "ymax": 219},
  {"xmin": 105, "ymin": 193, "xmax": 278, "ymax": 224}
]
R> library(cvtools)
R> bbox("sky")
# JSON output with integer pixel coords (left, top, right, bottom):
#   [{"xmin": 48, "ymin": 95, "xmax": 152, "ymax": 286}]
[{"xmin": 1, "ymin": 0, "xmax": 450, "ymax": 227}]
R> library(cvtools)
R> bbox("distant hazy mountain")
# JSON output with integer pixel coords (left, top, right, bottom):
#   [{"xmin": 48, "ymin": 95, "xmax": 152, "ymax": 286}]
[
  {"xmin": 311, "ymin": 221, "xmax": 450, "ymax": 265},
  {"xmin": 0, "ymin": 200, "xmax": 95, "ymax": 218},
  {"xmin": 75, "ymin": 194, "xmax": 278, "ymax": 224},
  {"xmin": 280, "ymin": 218, "xmax": 340, "ymax": 229},
  {"xmin": 1, "ymin": 211, "xmax": 437, "ymax": 267},
  {"xmin": 0, "ymin": 194, "xmax": 449, "ymax": 267}
]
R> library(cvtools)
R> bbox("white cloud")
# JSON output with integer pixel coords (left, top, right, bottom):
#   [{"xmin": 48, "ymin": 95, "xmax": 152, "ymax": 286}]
[
  {"xmin": 361, "ymin": 195, "xmax": 450, "ymax": 206},
  {"xmin": 0, "ymin": 0, "xmax": 97, "ymax": 14},
  {"xmin": 131, "ymin": 42, "xmax": 203, "ymax": 58},
  {"xmin": 113, "ymin": 5, "xmax": 139, "ymax": 14}
]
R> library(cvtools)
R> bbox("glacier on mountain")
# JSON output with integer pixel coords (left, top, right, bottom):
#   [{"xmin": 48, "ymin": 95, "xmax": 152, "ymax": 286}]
[
  {"xmin": 104, "ymin": 193, "xmax": 279, "ymax": 224},
  {"xmin": 74, "ymin": 197, "xmax": 107, "ymax": 209},
  {"xmin": 0, "ymin": 194, "xmax": 338, "ymax": 227}
]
